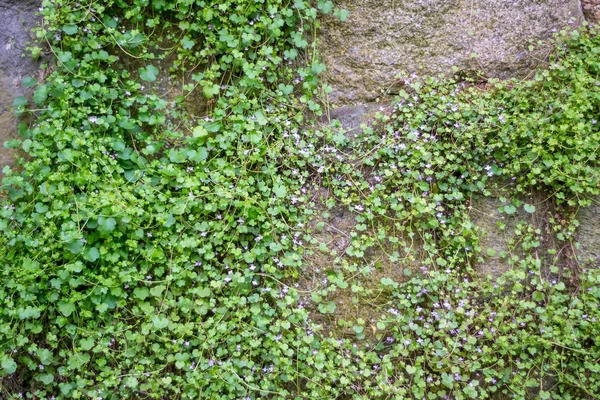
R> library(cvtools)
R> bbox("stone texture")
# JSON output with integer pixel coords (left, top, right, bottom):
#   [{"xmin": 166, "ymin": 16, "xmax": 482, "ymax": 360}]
[
  {"xmin": 325, "ymin": 101, "xmax": 393, "ymax": 137},
  {"xmin": 0, "ymin": 0, "xmax": 41, "ymax": 171},
  {"xmin": 471, "ymin": 196, "xmax": 521, "ymax": 278},
  {"xmin": 577, "ymin": 201, "xmax": 600, "ymax": 265},
  {"xmin": 318, "ymin": 0, "xmax": 584, "ymax": 104},
  {"xmin": 471, "ymin": 190, "xmax": 564, "ymax": 278},
  {"xmin": 582, "ymin": 0, "xmax": 600, "ymax": 23}
]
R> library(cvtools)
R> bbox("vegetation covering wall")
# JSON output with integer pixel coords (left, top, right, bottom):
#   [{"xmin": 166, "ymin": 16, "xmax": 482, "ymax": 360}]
[{"xmin": 0, "ymin": 1, "xmax": 599, "ymax": 399}]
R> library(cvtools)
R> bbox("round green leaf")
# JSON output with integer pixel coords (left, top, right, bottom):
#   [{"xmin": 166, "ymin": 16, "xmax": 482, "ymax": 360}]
[
  {"xmin": 140, "ymin": 65, "xmax": 159, "ymax": 82},
  {"xmin": 62, "ymin": 24, "xmax": 78, "ymax": 35}
]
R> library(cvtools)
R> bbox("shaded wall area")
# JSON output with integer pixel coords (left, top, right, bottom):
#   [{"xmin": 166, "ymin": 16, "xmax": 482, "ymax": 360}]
[{"xmin": 0, "ymin": 0, "xmax": 41, "ymax": 171}]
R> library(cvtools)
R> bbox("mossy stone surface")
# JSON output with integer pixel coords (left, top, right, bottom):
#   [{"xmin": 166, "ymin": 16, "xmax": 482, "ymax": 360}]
[
  {"xmin": 577, "ymin": 200, "xmax": 600, "ymax": 265},
  {"xmin": 0, "ymin": 0, "xmax": 41, "ymax": 172},
  {"xmin": 319, "ymin": 0, "xmax": 583, "ymax": 104}
]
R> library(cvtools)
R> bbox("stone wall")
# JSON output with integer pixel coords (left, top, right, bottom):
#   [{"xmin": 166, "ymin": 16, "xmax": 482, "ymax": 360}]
[
  {"xmin": 583, "ymin": 0, "xmax": 600, "ymax": 22},
  {"xmin": 0, "ymin": 0, "xmax": 40, "ymax": 171},
  {"xmin": 319, "ymin": 0, "xmax": 583, "ymax": 104}
]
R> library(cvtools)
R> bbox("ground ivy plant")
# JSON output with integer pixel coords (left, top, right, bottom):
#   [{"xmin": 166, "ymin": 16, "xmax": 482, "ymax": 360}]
[{"xmin": 0, "ymin": 1, "xmax": 599, "ymax": 399}]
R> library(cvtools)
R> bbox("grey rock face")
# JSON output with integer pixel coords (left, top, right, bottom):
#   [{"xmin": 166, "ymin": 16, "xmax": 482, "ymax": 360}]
[
  {"xmin": 319, "ymin": 0, "xmax": 584, "ymax": 104},
  {"xmin": 1, "ymin": 0, "xmax": 41, "ymax": 78},
  {"xmin": 577, "ymin": 201, "xmax": 600, "ymax": 265},
  {"xmin": 0, "ymin": 0, "xmax": 40, "ymax": 170}
]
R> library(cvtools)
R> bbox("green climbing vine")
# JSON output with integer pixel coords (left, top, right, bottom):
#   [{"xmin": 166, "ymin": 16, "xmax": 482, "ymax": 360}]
[{"xmin": 0, "ymin": 0, "xmax": 599, "ymax": 399}]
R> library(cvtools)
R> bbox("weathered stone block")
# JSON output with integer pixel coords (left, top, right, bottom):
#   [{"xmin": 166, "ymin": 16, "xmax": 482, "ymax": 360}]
[
  {"xmin": 0, "ymin": 0, "xmax": 40, "ymax": 171},
  {"xmin": 319, "ymin": 0, "xmax": 583, "ymax": 104}
]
